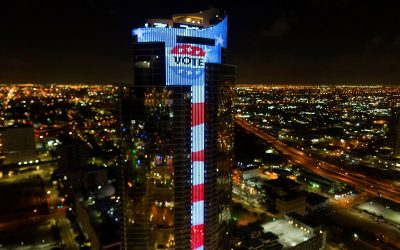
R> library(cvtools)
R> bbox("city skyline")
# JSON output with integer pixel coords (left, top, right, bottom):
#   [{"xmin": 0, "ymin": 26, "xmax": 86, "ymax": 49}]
[
  {"xmin": 2, "ymin": 83, "xmax": 400, "ymax": 249},
  {"xmin": 2, "ymin": 3, "xmax": 400, "ymax": 250},
  {"xmin": 2, "ymin": 0, "xmax": 400, "ymax": 84}
]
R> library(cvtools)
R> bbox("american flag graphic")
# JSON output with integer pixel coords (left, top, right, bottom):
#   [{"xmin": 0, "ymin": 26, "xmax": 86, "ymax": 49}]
[
  {"xmin": 170, "ymin": 44, "xmax": 206, "ymax": 79},
  {"xmin": 170, "ymin": 43, "xmax": 207, "ymax": 250},
  {"xmin": 191, "ymin": 85, "xmax": 205, "ymax": 249}
]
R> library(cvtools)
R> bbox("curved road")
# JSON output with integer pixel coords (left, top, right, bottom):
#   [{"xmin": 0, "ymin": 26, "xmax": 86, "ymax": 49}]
[{"xmin": 235, "ymin": 118, "xmax": 400, "ymax": 204}]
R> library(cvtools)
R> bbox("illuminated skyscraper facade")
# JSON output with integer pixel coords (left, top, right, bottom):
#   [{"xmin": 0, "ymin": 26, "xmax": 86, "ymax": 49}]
[
  {"xmin": 390, "ymin": 105, "xmax": 400, "ymax": 155},
  {"xmin": 120, "ymin": 9, "xmax": 234, "ymax": 250}
]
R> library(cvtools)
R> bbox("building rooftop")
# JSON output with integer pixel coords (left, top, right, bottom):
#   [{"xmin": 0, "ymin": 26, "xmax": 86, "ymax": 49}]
[
  {"xmin": 287, "ymin": 212, "xmax": 320, "ymax": 229},
  {"xmin": 259, "ymin": 232, "xmax": 279, "ymax": 242},
  {"xmin": 278, "ymin": 192, "xmax": 305, "ymax": 202},
  {"xmin": 264, "ymin": 177, "xmax": 302, "ymax": 191},
  {"xmin": 78, "ymin": 193, "xmax": 120, "ymax": 248},
  {"xmin": 306, "ymin": 192, "xmax": 328, "ymax": 206},
  {"xmin": 237, "ymin": 165, "xmax": 259, "ymax": 171},
  {"xmin": 262, "ymin": 219, "xmax": 314, "ymax": 248},
  {"xmin": 144, "ymin": 8, "xmax": 224, "ymax": 28},
  {"xmin": 242, "ymin": 237, "xmax": 265, "ymax": 249}
]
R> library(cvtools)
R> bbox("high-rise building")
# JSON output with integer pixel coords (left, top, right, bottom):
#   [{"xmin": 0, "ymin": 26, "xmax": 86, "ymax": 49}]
[
  {"xmin": 120, "ymin": 8, "xmax": 235, "ymax": 250},
  {"xmin": 389, "ymin": 105, "xmax": 400, "ymax": 155}
]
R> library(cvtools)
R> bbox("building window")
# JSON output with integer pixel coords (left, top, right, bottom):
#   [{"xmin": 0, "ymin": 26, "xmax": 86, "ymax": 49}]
[{"xmin": 135, "ymin": 61, "xmax": 151, "ymax": 68}]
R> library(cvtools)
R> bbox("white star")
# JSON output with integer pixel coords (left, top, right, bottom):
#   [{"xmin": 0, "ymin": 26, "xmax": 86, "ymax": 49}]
[
  {"xmin": 215, "ymin": 34, "xmax": 224, "ymax": 46},
  {"xmin": 195, "ymin": 50, "xmax": 200, "ymax": 55},
  {"xmin": 187, "ymin": 47, "xmax": 192, "ymax": 52},
  {"xmin": 187, "ymin": 71, "xmax": 192, "ymax": 75},
  {"xmin": 195, "ymin": 70, "xmax": 200, "ymax": 75},
  {"xmin": 179, "ymin": 48, "xmax": 184, "ymax": 53}
]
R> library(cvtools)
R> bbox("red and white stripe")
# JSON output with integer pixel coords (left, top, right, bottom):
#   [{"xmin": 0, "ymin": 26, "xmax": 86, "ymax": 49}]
[{"xmin": 191, "ymin": 84, "xmax": 205, "ymax": 250}]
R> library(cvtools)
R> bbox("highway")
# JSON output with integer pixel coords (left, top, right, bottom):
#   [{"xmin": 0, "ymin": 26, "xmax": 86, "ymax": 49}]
[
  {"xmin": 58, "ymin": 217, "xmax": 79, "ymax": 250},
  {"xmin": 235, "ymin": 118, "xmax": 400, "ymax": 204}
]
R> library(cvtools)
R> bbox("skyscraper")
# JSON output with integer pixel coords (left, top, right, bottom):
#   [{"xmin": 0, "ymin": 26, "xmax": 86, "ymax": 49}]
[
  {"xmin": 120, "ymin": 8, "xmax": 235, "ymax": 250},
  {"xmin": 390, "ymin": 105, "xmax": 400, "ymax": 156}
]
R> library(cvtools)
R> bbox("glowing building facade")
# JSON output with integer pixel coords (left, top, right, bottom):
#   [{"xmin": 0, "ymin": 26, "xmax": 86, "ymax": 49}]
[
  {"xmin": 390, "ymin": 106, "xmax": 400, "ymax": 155},
  {"xmin": 120, "ymin": 9, "xmax": 234, "ymax": 250}
]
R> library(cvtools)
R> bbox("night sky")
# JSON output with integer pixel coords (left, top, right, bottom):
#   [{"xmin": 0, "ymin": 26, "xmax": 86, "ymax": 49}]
[{"xmin": 1, "ymin": 0, "xmax": 400, "ymax": 84}]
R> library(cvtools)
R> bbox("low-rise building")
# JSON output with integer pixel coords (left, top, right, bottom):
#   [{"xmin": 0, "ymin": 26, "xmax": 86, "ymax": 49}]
[
  {"xmin": 306, "ymin": 193, "xmax": 328, "ymax": 212},
  {"xmin": 276, "ymin": 193, "xmax": 307, "ymax": 216},
  {"xmin": 264, "ymin": 177, "xmax": 304, "ymax": 197},
  {"xmin": 262, "ymin": 218, "xmax": 326, "ymax": 250},
  {"xmin": 0, "ymin": 126, "xmax": 37, "ymax": 165},
  {"xmin": 75, "ymin": 190, "xmax": 120, "ymax": 250}
]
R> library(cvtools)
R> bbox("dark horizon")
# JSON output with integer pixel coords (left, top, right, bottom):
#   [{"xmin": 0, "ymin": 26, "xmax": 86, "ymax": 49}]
[{"xmin": 1, "ymin": 0, "xmax": 400, "ymax": 84}]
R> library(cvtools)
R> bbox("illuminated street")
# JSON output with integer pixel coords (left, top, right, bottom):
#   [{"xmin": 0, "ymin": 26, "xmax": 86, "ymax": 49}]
[
  {"xmin": 233, "ymin": 120, "xmax": 400, "ymax": 249},
  {"xmin": 0, "ymin": 158, "xmax": 68, "ymax": 249},
  {"xmin": 323, "ymin": 202, "xmax": 400, "ymax": 249},
  {"xmin": 58, "ymin": 217, "xmax": 79, "ymax": 250},
  {"xmin": 235, "ymin": 117, "xmax": 400, "ymax": 203}
]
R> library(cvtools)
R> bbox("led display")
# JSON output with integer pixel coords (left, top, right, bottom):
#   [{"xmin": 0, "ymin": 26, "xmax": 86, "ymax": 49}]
[
  {"xmin": 132, "ymin": 17, "xmax": 227, "ymax": 85},
  {"xmin": 133, "ymin": 17, "xmax": 227, "ymax": 250}
]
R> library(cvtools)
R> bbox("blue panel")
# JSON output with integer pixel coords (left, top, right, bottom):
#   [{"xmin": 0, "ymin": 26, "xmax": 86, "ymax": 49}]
[{"xmin": 132, "ymin": 18, "xmax": 227, "ymax": 86}]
